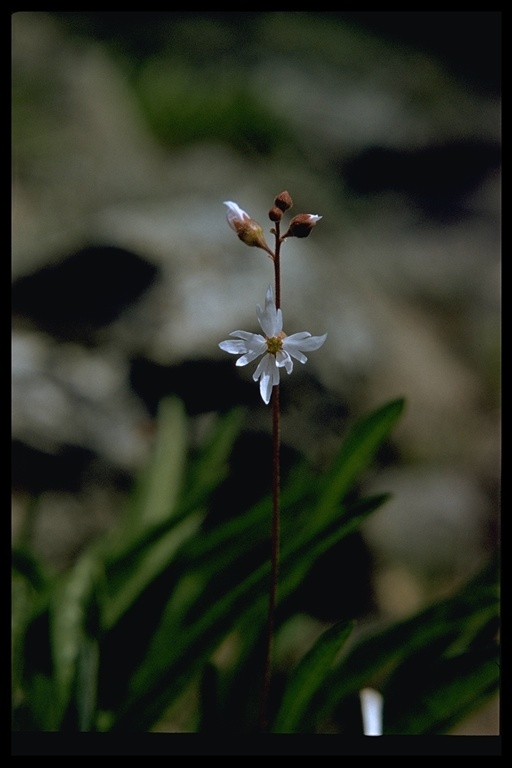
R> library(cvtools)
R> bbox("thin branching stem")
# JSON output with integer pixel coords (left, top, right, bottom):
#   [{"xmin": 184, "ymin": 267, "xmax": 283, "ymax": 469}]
[{"xmin": 259, "ymin": 222, "xmax": 282, "ymax": 733}]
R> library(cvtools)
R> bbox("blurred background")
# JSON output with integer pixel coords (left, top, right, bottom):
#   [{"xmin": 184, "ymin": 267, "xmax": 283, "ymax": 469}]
[{"xmin": 12, "ymin": 12, "xmax": 500, "ymax": 734}]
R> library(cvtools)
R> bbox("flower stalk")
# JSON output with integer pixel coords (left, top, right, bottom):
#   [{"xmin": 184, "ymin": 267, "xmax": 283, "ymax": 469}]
[
  {"xmin": 259, "ymin": 214, "xmax": 282, "ymax": 733},
  {"xmin": 219, "ymin": 193, "xmax": 325, "ymax": 731}
]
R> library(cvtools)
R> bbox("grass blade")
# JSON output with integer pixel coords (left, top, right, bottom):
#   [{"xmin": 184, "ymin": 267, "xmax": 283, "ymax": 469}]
[
  {"xmin": 312, "ymin": 398, "xmax": 405, "ymax": 529},
  {"xmin": 273, "ymin": 620, "xmax": 354, "ymax": 732},
  {"xmin": 314, "ymin": 556, "xmax": 499, "ymax": 731}
]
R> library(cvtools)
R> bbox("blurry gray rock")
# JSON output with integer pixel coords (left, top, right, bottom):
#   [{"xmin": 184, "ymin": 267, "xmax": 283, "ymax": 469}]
[
  {"xmin": 12, "ymin": 329, "xmax": 151, "ymax": 471},
  {"xmin": 11, "ymin": 12, "xmax": 500, "ymax": 589},
  {"xmin": 362, "ymin": 466, "xmax": 491, "ymax": 581}
]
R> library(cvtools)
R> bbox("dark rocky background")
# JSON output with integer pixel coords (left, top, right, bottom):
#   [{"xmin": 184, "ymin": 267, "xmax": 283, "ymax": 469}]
[{"xmin": 12, "ymin": 12, "xmax": 500, "ymax": 733}]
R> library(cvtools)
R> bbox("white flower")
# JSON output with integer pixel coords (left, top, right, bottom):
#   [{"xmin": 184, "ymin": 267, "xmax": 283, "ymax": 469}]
[
  {"xmin": 219, "ymin": 286, "xmax": 327, "ymax": 405},
  {"xmin": 224, "ymin": 201, "xmax": 251, "ymax": 231}
]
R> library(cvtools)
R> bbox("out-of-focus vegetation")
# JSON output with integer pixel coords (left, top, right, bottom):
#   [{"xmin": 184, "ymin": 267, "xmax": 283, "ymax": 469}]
[{"xmin": 12, "ymin": 397, "xmax": 499, "ymax": 733}]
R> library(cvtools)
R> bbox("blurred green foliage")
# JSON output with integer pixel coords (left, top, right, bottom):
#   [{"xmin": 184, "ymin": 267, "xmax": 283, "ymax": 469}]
[
  {"xmin": 11, "ymin": 396, "xmax": 499, "ymax": 733},
  {"xmin": 133, "ymin": 59, "xmax": 292, "ymax": 156}
]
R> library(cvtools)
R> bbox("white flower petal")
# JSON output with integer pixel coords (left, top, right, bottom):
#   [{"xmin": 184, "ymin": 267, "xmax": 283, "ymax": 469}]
[
  {"xmin": 224, "ymin": 201, "xmax": 250, "ymax": 230},
  {"xmin": 219, "ymin": 331, "xmax": 267, "ymax": 366},
  {"xmin": 236, "ymin": 344, "xmax": 267, "ymax": 366},
  {"xmin": 256, "ymin": 285, "xmax": 282, "ymax": 337},
  {"xmin": 284, "ymin": 332, "xmax": 327, "ymax": 363},
  {"xmin": 253, "ymin": 353, "xmax": 271, "ymax": 383},
  {"xmin": 275, "ymin": 308, "xmax": 283, "ymax": 334},
  {"xmin": 230, "ymin": 330, "xmax": 266, "ymax": 344},
  {"xmin": 265, "ymin": 285, "xmax": 276, "ymax": 311},
  {"xmin": 219, "ymin": 339, "xmax": 248, "ymax": 355},
  {"xmin": 295, "ymin": 332, "xmax": 327, "ymax": 351},
  {"xmin": 266, "ymin": 286, "xmax": 283, "ymax": 332},
  {"xmin": 276, "ymin": 349, "xmax": 293, "ymax": 374},
  {"xmin": 283, "ymin": 331, "xmax": 311, "ymax": 341},
  {"xmin": 286, "ymin": 348, "xmax": 307, "ymax": 364},
  {"xmin": 231, "ymin": 332, "xmax": 267, "ymax": 355},
  {"xmin": 253, "ymin": 354, "xmax": 279, "ymax": 404}
]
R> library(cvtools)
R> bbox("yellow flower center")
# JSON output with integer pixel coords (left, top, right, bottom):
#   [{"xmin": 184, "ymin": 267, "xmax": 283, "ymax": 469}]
[{"xmin": 266, "ymin": 335, "xmax": 284, "ymax": 355}]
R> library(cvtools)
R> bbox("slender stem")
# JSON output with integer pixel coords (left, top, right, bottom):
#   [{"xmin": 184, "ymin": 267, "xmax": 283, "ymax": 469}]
[
  {"xmin": 274, "ymin": 243, "xmax": 281, "ymax": 311},
  {"xmin": 259, "ymin": 222, "xmax": 282, "ymax": 733}
]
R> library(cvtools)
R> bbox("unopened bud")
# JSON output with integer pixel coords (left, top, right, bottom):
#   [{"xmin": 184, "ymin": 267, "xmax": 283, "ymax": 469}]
[
  {"xmin": 223, "ymin": 201, "xmax": 274, "ymax": 257},
  {"xmin": 274, "ymin": 190, "xmax": 293, "ymax": 212},
  {"xmin": 282, "ymin": 213, "xmax": 322, "ymax": 239},
  {"xmin": 268, "ymin": 206, "xmax": 283, "ymax": 222}
]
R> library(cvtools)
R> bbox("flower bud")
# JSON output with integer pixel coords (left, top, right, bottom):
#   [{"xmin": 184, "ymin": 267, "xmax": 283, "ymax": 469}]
[
  {"xmin": 282, "ymin": 213, "xmax": 322, "ymax": 239},
  {"xmin": 274, "ymin": 190, "xmax": 293, "ymax": 212},
  {"xmin": 224, "ymin": 201, "xmax": 274, "ymax": 257},
  {"xmin": 268, "ymin": 206, "xmax": 283, "ymax": 222}
]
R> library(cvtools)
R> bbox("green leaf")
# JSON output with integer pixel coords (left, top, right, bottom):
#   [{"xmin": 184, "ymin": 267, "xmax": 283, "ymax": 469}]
[
  {"xmin": 199, "ymin": 662, "xmax": 223, "ymax": 733},
  {"xmin": 75, "ymin": 635, "xmax": 100, "ymax": 732},
  {"xmin": 102, "ymin": 512, "xmax": 203, "ymax": 630},
  {"xmin": 12, "ymin": 551, "xmax": 52, "ymax": 687},
  {"xmin": 312, "ymin": 398, "xmax": 405, "ymax": 530},
  {"xmin": 110, "ymin": 495, "xmax": 388, "ymax": 731},
  {"xmin": 12, "ymin": 548, "xmax": 52, "ymax": 594},
  {"xmin": 101, "ymin": 405, "xmax": 244, "ymax": 630},
  {"xmin": 110, "ymin": 554, "xmax": 268, "ymax": 731},
  {"xmin": 12, "ymin": 549, "xmax": 55, "ymax": 711},
  {"xmin": 279, "ymin": 494, "xmax": 391, "ymax": 599},
  {"xmin": 23, "ymin": 673, "xmax": 61, "ymax": 731},
  {"xmin": 384, "ymin": 645, "xmax": 499, "ymax": 734},
  {"xmin": 180, "ymin": 406, "xmax": 246, "ymax": 513},
  {"xmin": 119, "ymin": 397, "xmax": 188, "ymax": 547},
  {"xmin": 313, "ymin": 556, "xmax": 499, "ymax": 732},
  {"xmin": 273, "ymin": 620, "xmax": 354, "ymax": 732},
  {"xmin": 171, "ymin": 464, "xmax": 318, "ymax": 625},
  {"xmin": 12, "ymin": 572, "xmax": 34, "ymax": 709},
  {"xmin": 99, "ymin": 401, "xmax": 402, "ymax": 731},
  {"xmin": 49, "ymin": 551, "xmax": 101, "ymax": 725}
]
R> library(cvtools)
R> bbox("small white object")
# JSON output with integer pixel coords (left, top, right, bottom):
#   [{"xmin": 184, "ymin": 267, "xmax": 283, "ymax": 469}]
[{"xmin": 360, "ymin": 687, "xmax": 384, "ymax": 736}]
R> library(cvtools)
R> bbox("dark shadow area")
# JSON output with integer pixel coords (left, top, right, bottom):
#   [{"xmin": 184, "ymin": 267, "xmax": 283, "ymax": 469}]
[
  {"xmin": 12, "ymin": 245, "xmax": 159, "ymax": 343},
  {"xmin": 341, "ymin": 139, "xmax": 501, "ymax": 222}
]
